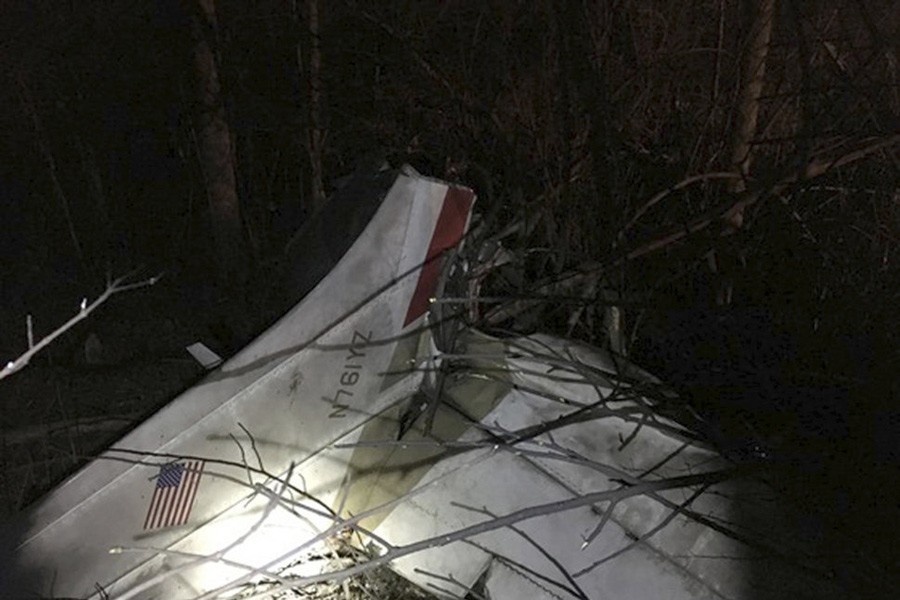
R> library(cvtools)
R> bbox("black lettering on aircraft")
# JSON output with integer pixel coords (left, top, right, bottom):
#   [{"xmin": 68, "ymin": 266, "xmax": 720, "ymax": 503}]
[
  {"xmin": 321, "ymin": 329, "xmax": 373, "ymax": 418},
  {"xmin": 322, "ymin": 388, "xmax": 352, "ymax": 418}
]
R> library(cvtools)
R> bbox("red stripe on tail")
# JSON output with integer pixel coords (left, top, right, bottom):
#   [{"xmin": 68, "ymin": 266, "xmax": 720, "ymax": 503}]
[{"xmin": 404, "ymin": 187, "xmax": 474, "ymax": 326}]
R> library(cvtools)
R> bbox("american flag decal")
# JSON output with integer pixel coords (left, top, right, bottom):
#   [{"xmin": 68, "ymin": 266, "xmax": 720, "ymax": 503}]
[{"xmin": 143, "ymin": 460, "xmax": 204, "ymax": 530}]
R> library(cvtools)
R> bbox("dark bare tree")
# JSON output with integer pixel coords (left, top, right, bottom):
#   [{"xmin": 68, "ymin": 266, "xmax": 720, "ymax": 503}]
[{"xmin": 190, "ymin": 0, "xmax": 246, "ymax": 287}]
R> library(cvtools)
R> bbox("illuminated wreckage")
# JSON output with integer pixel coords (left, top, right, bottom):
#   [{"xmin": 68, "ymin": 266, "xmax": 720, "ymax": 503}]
[{"xmin": 1, "ymin": 164, "xmax": 841, "ymax": 599}]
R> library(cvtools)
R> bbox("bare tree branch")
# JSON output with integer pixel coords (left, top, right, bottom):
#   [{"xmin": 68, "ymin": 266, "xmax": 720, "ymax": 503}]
[
  {"xmin": 0, "ymin": 272, "xmax": 162, "ymax": 382},
  {"xmin": 622, "ymin": 171, "xmax": 742, "ymax": 234},
  {"xmin": 484, "ymin": 132, "xmax": 900, "ymax": 325}
]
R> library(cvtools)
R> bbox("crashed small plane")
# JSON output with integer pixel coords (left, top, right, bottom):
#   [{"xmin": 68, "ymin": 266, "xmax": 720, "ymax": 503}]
[{"xmin": 1, "ymin": 164, "xmax": 840, "ymax": 600}]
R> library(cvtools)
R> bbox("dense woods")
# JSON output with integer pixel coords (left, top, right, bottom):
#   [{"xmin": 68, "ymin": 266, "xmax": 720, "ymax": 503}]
[{"xmin": 0, "ymin": 1, "xmax": 897, "ymax": 596}]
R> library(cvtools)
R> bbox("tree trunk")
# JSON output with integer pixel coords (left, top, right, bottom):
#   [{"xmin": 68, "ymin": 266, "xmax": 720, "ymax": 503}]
[
  {"xmin": 294, "ymin": 0, "xmax": 326, "ymax": 211},
  {"xmin": 191, "ymin": 0, "xmax": 246, "ymax": 287},
  {"xmin": 712, "ymin": 0, "xmax": 776, "ymax": 306},
  {"xmin": 730, "ymin": 0, "xmax": 776, "ymax": 194}
]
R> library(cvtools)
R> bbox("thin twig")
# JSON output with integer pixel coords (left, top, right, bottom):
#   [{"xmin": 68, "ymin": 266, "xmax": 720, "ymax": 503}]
[{"xmin": 15, "ymin": 70, "xmax": 84, "ymax": 263}]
